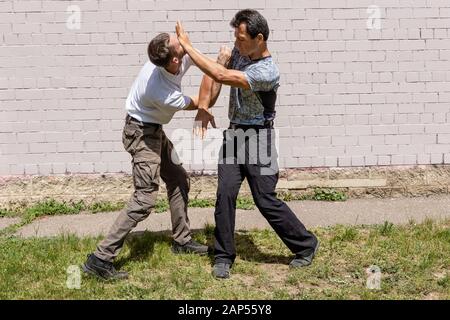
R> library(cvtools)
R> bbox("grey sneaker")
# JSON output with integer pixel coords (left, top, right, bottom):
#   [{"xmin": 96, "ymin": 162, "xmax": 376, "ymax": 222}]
[
  {"xmin": 172, "ymin": 239, "xmax": 209, "ymax": 255},
  {"xmin": 212, "ymin": 263, "xmax": 231, "ymax": 279},
  {"xmin": 82, "ymin": 254, "xmax": 129, "ymax": 281},
  {"xmin": 289, "ymin": 240, "xmax": 320, "ymax": 268}
]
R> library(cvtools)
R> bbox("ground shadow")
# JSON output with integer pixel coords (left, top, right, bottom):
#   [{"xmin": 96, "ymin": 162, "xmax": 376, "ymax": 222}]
[
  {"xmin": 115, "ymin": 228, "xmax": 291, "ymax": 268},
  {"xmin": 203, "ymin": 229, "xmax": 291, "ymax": 264},
  {"xmin": 115, "ymin": 230, "xmax": 172, "ymax": 269},
  {"xmin": 234, "ymin": 231, "xmax": 292, "ymax": 265}
]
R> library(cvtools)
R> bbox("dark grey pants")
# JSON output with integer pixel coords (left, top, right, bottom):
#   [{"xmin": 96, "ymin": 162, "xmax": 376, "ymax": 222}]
[
  {"xmin": 214, "ymin": 127, "xmax": 318, "ymax": 264},
  {"xmin": 94, "ymin": 115, "xmax": 191, "ymax": 262}
]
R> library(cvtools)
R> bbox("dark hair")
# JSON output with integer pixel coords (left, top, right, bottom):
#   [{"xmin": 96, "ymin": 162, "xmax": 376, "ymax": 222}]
[
  {"xmin": 147, "ymin": 33, "xmax": 173, "ymax": 67},
  {"xmin": 230, "ymin": 9, "xmax": 270, "ymax": 41}
]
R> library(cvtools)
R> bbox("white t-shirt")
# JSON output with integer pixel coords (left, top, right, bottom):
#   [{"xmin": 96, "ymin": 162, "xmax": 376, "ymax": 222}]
[{"xmin": 125, "ymin": 55, "xmax": 193, "ymax": 124}]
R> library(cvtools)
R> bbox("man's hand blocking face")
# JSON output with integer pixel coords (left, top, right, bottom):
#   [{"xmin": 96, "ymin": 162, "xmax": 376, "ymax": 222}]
[
  {"xmin": 176, "ymin": 21, "xmax": 192, "ymax": 49},
  {"xmin": 217, "ymin": 46, "xmax": 232, "ymax": 67}
]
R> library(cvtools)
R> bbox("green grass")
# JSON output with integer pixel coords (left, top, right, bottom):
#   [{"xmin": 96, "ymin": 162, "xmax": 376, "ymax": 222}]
[
  {"xmin": 189, "ymin": 198, "xmax": 216, "ymax": 208},
  {"xmin": 312, "ymin": 188, "xmax": 347, "ymax": 202},
  {"xmin": 154, "ymin": 198, "xmax": 170, "ymax": 213},
  {"xmin": 236, "ymin": 197, "xmax": 256, "ymax": 210},
  {"xmin": 88, "ymin": 202, "xmax": 126, "ymax": 214},
  {"xmin": 0, "ymin": 188, "xmax": 348, "ymax": 220},
  {"xmin": 0, "ymin": 208, "xmax": 16, "ymax": 218},
  {"xmin": 277, "ymin": 188, "xmax": 348, "ymax": 202},
  {"xmin": 22, "ymin": 199, "xmax": 85, "ymax": 224},
  {"xmin": 156, "ymin": 197, "xmax": 255, "ymax": 212},
  {"xmin": 0, "ymin": 219, "xmax": 448, "ymax": 300},
  {"xmin": 0, "ymin": 199, "xmax": 127, "ymax": 219}
]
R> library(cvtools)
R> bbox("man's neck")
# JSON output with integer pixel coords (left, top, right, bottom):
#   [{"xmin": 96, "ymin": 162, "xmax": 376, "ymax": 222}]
[
  {"xmin": 164, "ymin": 60, "xmax": 181, "ymax": 75},
  {"xmin": 165, "ymin": 65, "xmax": 178, "ymax": 75},
  {"xmin": 249, "ymin": 46, "xmax": 270, "ymax": 61}
]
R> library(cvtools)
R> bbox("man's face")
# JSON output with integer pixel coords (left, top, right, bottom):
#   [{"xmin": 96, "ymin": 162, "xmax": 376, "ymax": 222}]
[
  {"xmin": 169, "ymin": 34, "xmax": 185, "ymax": 71},
  {"xmin": 234, "ymin": 23, "xmax": 259, "ymax": 57}
]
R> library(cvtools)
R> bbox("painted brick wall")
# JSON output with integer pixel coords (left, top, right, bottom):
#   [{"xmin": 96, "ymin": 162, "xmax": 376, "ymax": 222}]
[{"xmin": 1, "ymin": 0, "xmax": 450, "ymax": 175}]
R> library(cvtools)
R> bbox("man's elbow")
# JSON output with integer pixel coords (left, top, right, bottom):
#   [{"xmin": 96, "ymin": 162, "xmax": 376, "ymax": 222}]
[{"xmin": 214, "ymin": 72, "xmax": 227, "ymax": 84}]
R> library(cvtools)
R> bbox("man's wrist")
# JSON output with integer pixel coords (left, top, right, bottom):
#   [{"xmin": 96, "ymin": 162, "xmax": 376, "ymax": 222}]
[{"xmin": 182, "ymin": 42, "xmax": 193, "ymax": 53}]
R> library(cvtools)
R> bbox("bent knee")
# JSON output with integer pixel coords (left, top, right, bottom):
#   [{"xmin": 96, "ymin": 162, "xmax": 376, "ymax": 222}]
[{"xmin": 127, "ymin": 190, "xmax": 158, "ymax": 221}]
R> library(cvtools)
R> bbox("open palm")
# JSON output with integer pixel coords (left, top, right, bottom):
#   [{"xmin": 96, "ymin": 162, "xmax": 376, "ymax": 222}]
[{"xmin": 194, "ymin": 109, "xmax": 216, "ymax": 139}]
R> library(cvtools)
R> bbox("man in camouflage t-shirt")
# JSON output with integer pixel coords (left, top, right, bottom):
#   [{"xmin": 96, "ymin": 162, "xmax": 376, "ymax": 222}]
[
  {"xmin": 177, "ymin": 9, "xmax": 319, "ymax": 279},
  {"xmin": 228, "ymin": 47, "xmax": 279, "ymax": 125}
]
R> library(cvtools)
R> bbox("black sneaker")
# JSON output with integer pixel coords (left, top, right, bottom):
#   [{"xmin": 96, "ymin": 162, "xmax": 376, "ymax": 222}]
[
  {"xmin": 82, "ymin": 254, "xmax": 129, "ymax": 281},
  {"xmin": 171, "ymin": 239, "xmax": 209, "ymax": 255},
  {"xmin": 212, "ymin": 262, "xmax": 231, "ymax": 279},
  {"xmin": 289, "ymin": 240, "xmax": 320, "ymax": 268}
]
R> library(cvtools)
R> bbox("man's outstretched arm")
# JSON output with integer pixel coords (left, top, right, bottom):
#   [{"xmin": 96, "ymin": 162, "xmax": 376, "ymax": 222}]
[
  {"xmin": 183, "ymin": 75, "xmax": 221, "ymax": 111},
  {"xmin": 182, "ymin": 57, "xmax": 226, "ymax": 112},
  {"xmin": 198, "ymin": 45, "xmax": 230, "ymax": 110},
  {"xmin": 192, "ymin": 45, "xmax": 232, "ymax": 138},
  {"xmin": 176, "ymin": 21, "xmax": 250, "ymax": 90},
  {"xmin": 198, "ymin": 75, "xmax": 221, "ymax": 110},
  {"xmin": 193, "ymin": 75, "xmax": 218, "ymax": 138}
]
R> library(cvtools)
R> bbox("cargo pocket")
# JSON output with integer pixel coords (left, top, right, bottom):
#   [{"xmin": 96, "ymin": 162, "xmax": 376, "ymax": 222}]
[
  {"xmin": 132, "ymin": 161, "xmax": 160, "ymax": 192},
  {"xmin": 123, "ymin": 126, "xmax": 138, "ymax": 155}
]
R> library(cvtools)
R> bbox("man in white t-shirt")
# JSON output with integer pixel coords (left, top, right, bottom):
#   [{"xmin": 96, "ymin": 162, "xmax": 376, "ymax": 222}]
[{"xmin": 82, "ymin": 33, "xmax": 230, "ymax": 280}]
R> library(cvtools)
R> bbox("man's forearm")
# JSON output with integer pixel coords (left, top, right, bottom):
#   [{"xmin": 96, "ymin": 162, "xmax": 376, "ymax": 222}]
[
  {"xmin": 210, "ymin": 81, "xmax": 223, "ymax": 107},
  {"xmin": 184, "ymin": 45, "xmax": 227, "ymax": 83},
  {"xmin": 198, "ymin": 75, "xmax": 213, "ymax": 110}
]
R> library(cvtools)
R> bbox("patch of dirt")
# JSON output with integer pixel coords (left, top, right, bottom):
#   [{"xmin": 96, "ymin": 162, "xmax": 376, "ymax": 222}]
[
  {"xmin": 258, "ymin": 263, "xmax": 289, "ymax": 283},
  {"xmin": 232, "ymin": 274, "xmax": 256, "ymax": 288},
  {"xmin": 252, "ymin": 263, "xmax": 340, "ymax": 297}
]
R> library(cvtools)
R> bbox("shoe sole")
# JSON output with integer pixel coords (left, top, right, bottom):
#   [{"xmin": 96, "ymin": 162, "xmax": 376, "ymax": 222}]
[{"xmin": 212, "ymin": 271, "xmax": 231, "ymax": 280}]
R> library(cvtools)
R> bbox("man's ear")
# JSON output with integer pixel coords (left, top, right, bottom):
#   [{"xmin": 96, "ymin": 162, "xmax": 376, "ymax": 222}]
[
  {"xmin": 172, "ymin": 56, "xmax": 180, "ymax": 64},
  {"xmin": 257, "ymin": 33, "xmax": 264, "ymax": 42}
]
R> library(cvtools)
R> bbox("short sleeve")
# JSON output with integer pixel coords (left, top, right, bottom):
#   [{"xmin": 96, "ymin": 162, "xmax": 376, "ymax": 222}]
[
  {"xmin": 164, "ymin": 91, "xmax": 191, "ymax": 111},
  {"xmin": 244, "ymin": 62, "xmax": 280, "ymax": 92}
]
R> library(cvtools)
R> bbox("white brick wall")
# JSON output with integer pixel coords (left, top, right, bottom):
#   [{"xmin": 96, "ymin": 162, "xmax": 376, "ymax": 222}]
[{"xmin": 1, "ymin": 0, "xmax": 450, "ymax": 175}]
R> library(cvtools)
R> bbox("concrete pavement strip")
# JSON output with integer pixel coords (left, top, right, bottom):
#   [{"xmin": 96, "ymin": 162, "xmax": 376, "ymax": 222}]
[{"xmin": 4, "ymin": 196, "xmax": 448, "ymax": 238}]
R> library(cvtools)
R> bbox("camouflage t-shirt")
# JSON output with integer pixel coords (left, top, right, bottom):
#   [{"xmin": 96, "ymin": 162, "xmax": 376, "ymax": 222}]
[{"xmin": 228, "ymin": 48, "xmax": 280, "ymax": 126}]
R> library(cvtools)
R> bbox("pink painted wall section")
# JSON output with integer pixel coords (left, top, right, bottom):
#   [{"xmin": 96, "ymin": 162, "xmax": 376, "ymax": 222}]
[{"xmin": 1, "ymin": 0, "xmax": 449, "ymax": 175}]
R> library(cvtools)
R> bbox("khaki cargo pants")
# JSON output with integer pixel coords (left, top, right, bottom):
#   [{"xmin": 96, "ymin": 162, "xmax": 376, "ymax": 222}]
[{"xmin": 94, "ymin": 115, "xmax": 192, "ymax": 262}]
